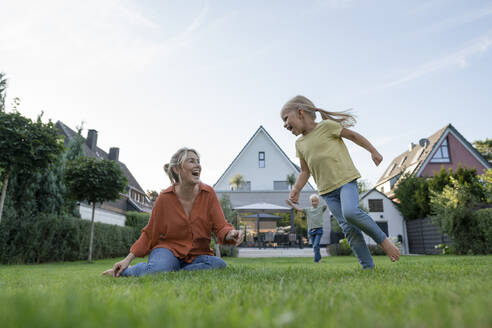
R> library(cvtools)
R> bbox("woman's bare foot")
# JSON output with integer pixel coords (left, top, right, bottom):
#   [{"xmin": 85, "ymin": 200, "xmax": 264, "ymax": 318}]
[
  {"xmin": 380, "ymin": 238, "xmax": 400, "ymax": 262},
  {"xmin": 101, "ymin": 268, "xmax": 114, "ymax": 276}
]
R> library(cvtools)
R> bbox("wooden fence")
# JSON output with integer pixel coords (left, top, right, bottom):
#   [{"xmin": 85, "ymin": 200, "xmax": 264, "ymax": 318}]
[{"xmin": 406, "ymin": 218, "xmax": 451, "ymax": 254}]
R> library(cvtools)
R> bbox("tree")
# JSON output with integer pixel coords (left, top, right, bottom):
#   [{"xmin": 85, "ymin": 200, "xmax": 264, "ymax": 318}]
[
  {"xmin": 286, "ymin": 173, "xmax": 296, "ymax": 190},
  {"xmin": 146, "ymin": 190, "xmax": 158, "ymax": 202},
  {"xmin": 65, "ymin": 157, "xmax": 127, "ymax": 262},
  {"xmin": 357, "ymin": 179, "xmax": 370, "ymax": 194},
  {"xmin": 0, "ymin": 110, "xmax": 64, "ymax": 223},
  {"xmin": 0, "ymin": 72, "xmax": 7, "ymax": 111},
  {"xmin": 394, "ymin": 174, "xmax": 430, "ymax": 220},
  {"xmin": 220, "ymin": 194, "xmax": 237, "ymax": 227},
  {"xmin": 473, "ymin": 139, "xmax": 492, "ymax": 161},
  {"xmin": 481, "ymin": 168, "xmax": 492, "ymax": 203},
  {"xmin": 229, "ymin": 173, "xmax": 245, "ymax": 191}
]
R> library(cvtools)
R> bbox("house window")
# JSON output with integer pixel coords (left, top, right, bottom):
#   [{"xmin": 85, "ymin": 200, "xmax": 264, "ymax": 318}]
[
  {"xmin": 368, "ymin": 199, "xmax": 384, "ymax": 212},
  {"xmin": 273, "ymin": 181, "xmax": 289, "ymax": 190},
  {"xmin": 238, "ymin": 181, "xmax": 251, "ymax": 191},
  {"xmin": 258, "ymin": 152, "xmax": 265, "ymax": 168},
  {"xmin": 376, "ymin": 221, "xmax": 389, "ymax": 236},
  {"xmin": 430, "ymin": 137, "xmax": 450, "ymax": 163}
]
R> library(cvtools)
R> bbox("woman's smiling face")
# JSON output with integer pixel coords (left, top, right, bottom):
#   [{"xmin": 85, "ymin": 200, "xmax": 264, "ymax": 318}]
[{"xmin": 176, "ymin": 151, "xmax": 201, "ymax": 185}]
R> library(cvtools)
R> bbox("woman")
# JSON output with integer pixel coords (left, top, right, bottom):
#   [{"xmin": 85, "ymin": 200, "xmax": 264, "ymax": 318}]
[{"xmin": 102, "ymin": 147, "xmax": 244, "ymax": 277}]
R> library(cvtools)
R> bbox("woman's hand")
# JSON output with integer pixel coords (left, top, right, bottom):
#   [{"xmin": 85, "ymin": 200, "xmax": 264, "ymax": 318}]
[
  {"xmin": 102, "ymin": 253, "xmax": 135, "ymax": 277},
  {"xmin": 289, "ymin": 187, "xmax": 300, "ymax": 204},
  {"xmin": 286, "ymin": 199, "xmax": 302, "ymax": 212},
  {"xmin": 371, "ymin": 151, "xmax": 383, "ymax": 166},
  {"xmin": 225, "ymin": 230, "xmax": 245, "ymax": 246},
  {"xmin": 111, "ymin": 259, "xmax": 130, "ymax": 277}
]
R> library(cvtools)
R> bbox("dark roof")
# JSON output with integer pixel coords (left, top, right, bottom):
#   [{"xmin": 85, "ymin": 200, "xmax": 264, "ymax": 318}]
[
  {"xmin": 376, "ymin": 124, "xmax": 449, "ymax": 186},
  {"xmin": 56, "ymin": 121, "xmax": 146, "ymax": 194},
  {"xmin": 213, "ymin": 125, "xmax": 314, "ymax": 189},
  {"xmin": 376, "ymin": 123, "xmax": 491, "ymax": 187}
]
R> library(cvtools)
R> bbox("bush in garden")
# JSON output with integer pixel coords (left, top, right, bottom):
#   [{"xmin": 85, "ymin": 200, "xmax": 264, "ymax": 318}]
[
  {"xmin": 0, "ymin": 214, "xmax": 137, "ymax": 264},
  {"xmin": 430, "ymin": 177, "xmax": 491, "ymax": 254},
  {"xmin": 125, "ymin": 211, "xmax": 150, "ymax": 231}
]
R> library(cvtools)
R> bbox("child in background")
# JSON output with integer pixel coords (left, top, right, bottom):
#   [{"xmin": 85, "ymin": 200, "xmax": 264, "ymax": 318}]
[
  {"xmin": 280, "ymin": 95, "xmax": 400, "ymax": 269},
  {"xmin": 286, "ymin": 194, "xmax": 327, "ymax": 263}
]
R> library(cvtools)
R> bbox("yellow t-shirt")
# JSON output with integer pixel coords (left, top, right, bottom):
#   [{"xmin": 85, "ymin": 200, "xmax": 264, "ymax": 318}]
[{"xmin": 296, "ymin": 119, "xmax": 360, "ymax": 195}]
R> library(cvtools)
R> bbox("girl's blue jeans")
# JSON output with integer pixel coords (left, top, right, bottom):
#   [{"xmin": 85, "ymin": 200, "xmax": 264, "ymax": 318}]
[
  {"xmin": 321, "ymin": 180, "xmax": 387, "ymax": 269},
  {"xmin": 308, "ymin": 228, "xmax": 323, "ymax": 262},
  {"xmin": 121, "ymin": 247, "xmax": 227, "ymax": 277}
]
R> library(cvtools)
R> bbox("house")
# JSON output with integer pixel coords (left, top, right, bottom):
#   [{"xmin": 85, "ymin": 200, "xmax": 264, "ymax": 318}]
[
  {"xmin": 375, "ymin": 124, "xmax": 491, "ymax": 199},
  {"xmin": 214, "ymin": 125, "xmax": 333, "ymax": 245},
  {"xmin": 56, "ymin": 121, "xmax": 152, "ymax": 226},
  {"xmin": 359, "ymin": 189, "xmax": 408, "ymax": 254}
]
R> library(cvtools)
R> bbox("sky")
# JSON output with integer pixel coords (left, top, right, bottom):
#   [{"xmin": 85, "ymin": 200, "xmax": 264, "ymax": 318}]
[{"xmin": 1, "ymin": 0, "xmax": 491, "ymax": 193}]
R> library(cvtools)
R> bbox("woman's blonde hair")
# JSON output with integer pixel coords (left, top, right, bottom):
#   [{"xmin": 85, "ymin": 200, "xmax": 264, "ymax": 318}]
[
  {"xmin": 163, "ymin": 147, "xmax": 200, "ymax": 184},
  {"xmin": 281, "ymin": 95, "xmax": 356, "ymax": 127}
]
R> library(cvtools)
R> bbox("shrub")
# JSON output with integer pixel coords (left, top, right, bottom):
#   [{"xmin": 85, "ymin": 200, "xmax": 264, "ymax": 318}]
[
  {"xmin": 218, "ymin": 245, "xmax": 239, "ymax": 257},
  {"xmin": 368, "ymin": 244, "xmax": 386, "ymax": 256},
  {"xmin": 430, "ymin": 177, "xmax": 491, "ymax": 254},
  {"xmin": 125, "ymin": 211, "xmax": 150, "ymax": 231},
  {"xmin": 326, "ymin": 238, "xmax": 353, "ymax": 256},
  {"xmin": 474, "ymin": 208, "xmax": 492, "ymax": 254},
  {"xmin": 0, "ymin": 214, "xmax": 138, "ymax": 264},
  {"xmin": 394, "ymin": 174, "xmax": 430, "ymax": 220},
  {"xmin": 327, "ymin": 238, "xmax": 393, "ymax": 256}
]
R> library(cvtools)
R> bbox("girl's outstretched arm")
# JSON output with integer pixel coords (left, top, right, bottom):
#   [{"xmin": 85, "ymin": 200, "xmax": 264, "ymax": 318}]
[
  {"xmin": 290, "ymin": 157, "xmax": 310, "ymax": 203},
  {"xmin": 340, "ymin": 128, "xmax": 383, "ymax": 166}
]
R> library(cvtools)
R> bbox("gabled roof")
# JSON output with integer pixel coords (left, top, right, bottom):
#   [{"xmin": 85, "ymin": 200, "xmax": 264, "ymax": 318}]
[
  {"xmin": 360, "ymin": 188, "xmax": 393, "ymax": 201},
  {"xmin": 56, "ymin": 121, "xmax": 146, "ymax": 194},
  {"xmin": 376, "ymin": 123, "xmax": 491, "ymax": 187},
  {"xmin": 213, "ymin": 125, "xmax": 314, "ymax": 189}
]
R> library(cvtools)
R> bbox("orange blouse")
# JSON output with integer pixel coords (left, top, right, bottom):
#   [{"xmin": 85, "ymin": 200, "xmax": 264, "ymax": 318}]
[{"xmin": 130, "ymin": 182, "xmax": 234, "ymax": 263}]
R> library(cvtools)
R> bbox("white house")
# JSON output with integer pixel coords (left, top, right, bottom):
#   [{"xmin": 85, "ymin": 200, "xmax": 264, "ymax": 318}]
[
  {"xmin": 56, "ymin": 121, "xmax": 153, "ymax": 226},
  {"xmin": 359, "ymin": 188, "xmax": 409, "ymax": 254},
  {"xmin": 214, "ymin": 125, "xmax": 333, "ymax": 245}
]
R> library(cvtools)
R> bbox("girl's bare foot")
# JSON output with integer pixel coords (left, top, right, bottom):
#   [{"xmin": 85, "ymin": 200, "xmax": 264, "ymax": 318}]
[
  {"xmin": 101, "ymin": 268, "xmax": 114, "ymax": 276},
  {"xmin": 380, "ymin": 238, "xmax": 400, "ymax": 262}
]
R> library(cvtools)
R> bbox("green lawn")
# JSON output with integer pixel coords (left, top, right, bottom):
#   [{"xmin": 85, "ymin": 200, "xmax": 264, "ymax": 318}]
[{"xmin": 1, "ymin": 255, "xmax": 491, "ymax": 328}]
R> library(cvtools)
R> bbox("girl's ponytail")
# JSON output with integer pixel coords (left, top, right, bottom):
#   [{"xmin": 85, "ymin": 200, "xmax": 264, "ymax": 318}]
[{"xmin": 281, "ymin": 95, "xmax": 356, "ymax": 127}]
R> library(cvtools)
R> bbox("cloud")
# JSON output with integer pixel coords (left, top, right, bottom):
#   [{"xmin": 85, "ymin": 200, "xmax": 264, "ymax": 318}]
[
  {"xmin": 370, "ymin": 32, "xmax": 492, "ymax": 91},
  {"xmin": 424, "ymin": 5, "xmax": 492, "ymax": 33}
]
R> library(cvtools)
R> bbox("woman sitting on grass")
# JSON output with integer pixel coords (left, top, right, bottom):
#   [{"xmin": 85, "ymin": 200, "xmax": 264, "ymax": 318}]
[{"xmin": 102, "ymin": 147, "xmax": 244, "ymax": 277}]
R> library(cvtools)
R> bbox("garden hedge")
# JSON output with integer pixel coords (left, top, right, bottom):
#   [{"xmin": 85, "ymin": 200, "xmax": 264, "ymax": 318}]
[{"xmin": 0, "ymin": 215, "xmax": 139, "ymax": 264}]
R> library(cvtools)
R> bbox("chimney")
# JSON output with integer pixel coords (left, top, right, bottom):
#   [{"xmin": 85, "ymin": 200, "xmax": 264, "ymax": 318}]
[
  {"xmin": 86, "ymin": 129, "xmax": 98, "ymax": 151},
  {"xmin": 409, "ymin": 142, "xmax": 416, "ymax": 151},
  {"xmin": 109, "ymin": 147, "xmax": 120, "ymax": 161}
]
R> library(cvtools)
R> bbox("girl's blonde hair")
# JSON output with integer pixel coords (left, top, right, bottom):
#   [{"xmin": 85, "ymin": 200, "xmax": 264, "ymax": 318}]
[
  {"xmin": 163, "ymin": 147, "xmax": 200, "ymax": 184},
  {"xmin": 281, "ymin": 95, "xmax": 356, "ymax": 127},
  {"xmin": 309, "ymin": 194, "xmax": 320, "ymax": 201}
]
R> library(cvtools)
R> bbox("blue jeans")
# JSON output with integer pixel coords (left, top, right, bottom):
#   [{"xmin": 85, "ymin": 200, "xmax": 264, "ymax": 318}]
[
  {"xmin": 322, "ymin": 180, "xmax": 387, "ymax": 269},
  {"xmin": 120, "ymin": 248, "xmax": 227, "ymax": 277},
  {"xmin": 309, "ymin": 228, "xmax": 323, "ymax": 262}
]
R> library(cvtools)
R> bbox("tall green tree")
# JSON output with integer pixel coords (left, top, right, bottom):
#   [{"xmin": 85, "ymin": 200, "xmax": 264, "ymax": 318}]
[
  {"xmin": 0, "ymin": 111, "xmax": 64, "ymax": 223},
  {"xmin": 286, "ymin": 173, "xmax": 296, "ymax": 190},
  {"xmin": 0, "ymin": 72, "xmax": 7, "ymax": 111},
  {"xmin": 357, "ymin": 179, "xmax": 370, "ymax": 194},
  {"xmin": 220, "ymin": 193, "xmax": 237, "ymax": 227},
  {"xmin": 146, "ymin": 190, "xmax": 158, "ymax": 202},
  {"xmin": 473, "ymin": 138, "xmax": 492, "ymax": 161},
  {"xmin": 65, "ymin": 157, "xmax": 127, "ymax": 262},
  {"xmin": 230, "ymin": 173, "xmax": 245, "ymax": 191}
]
